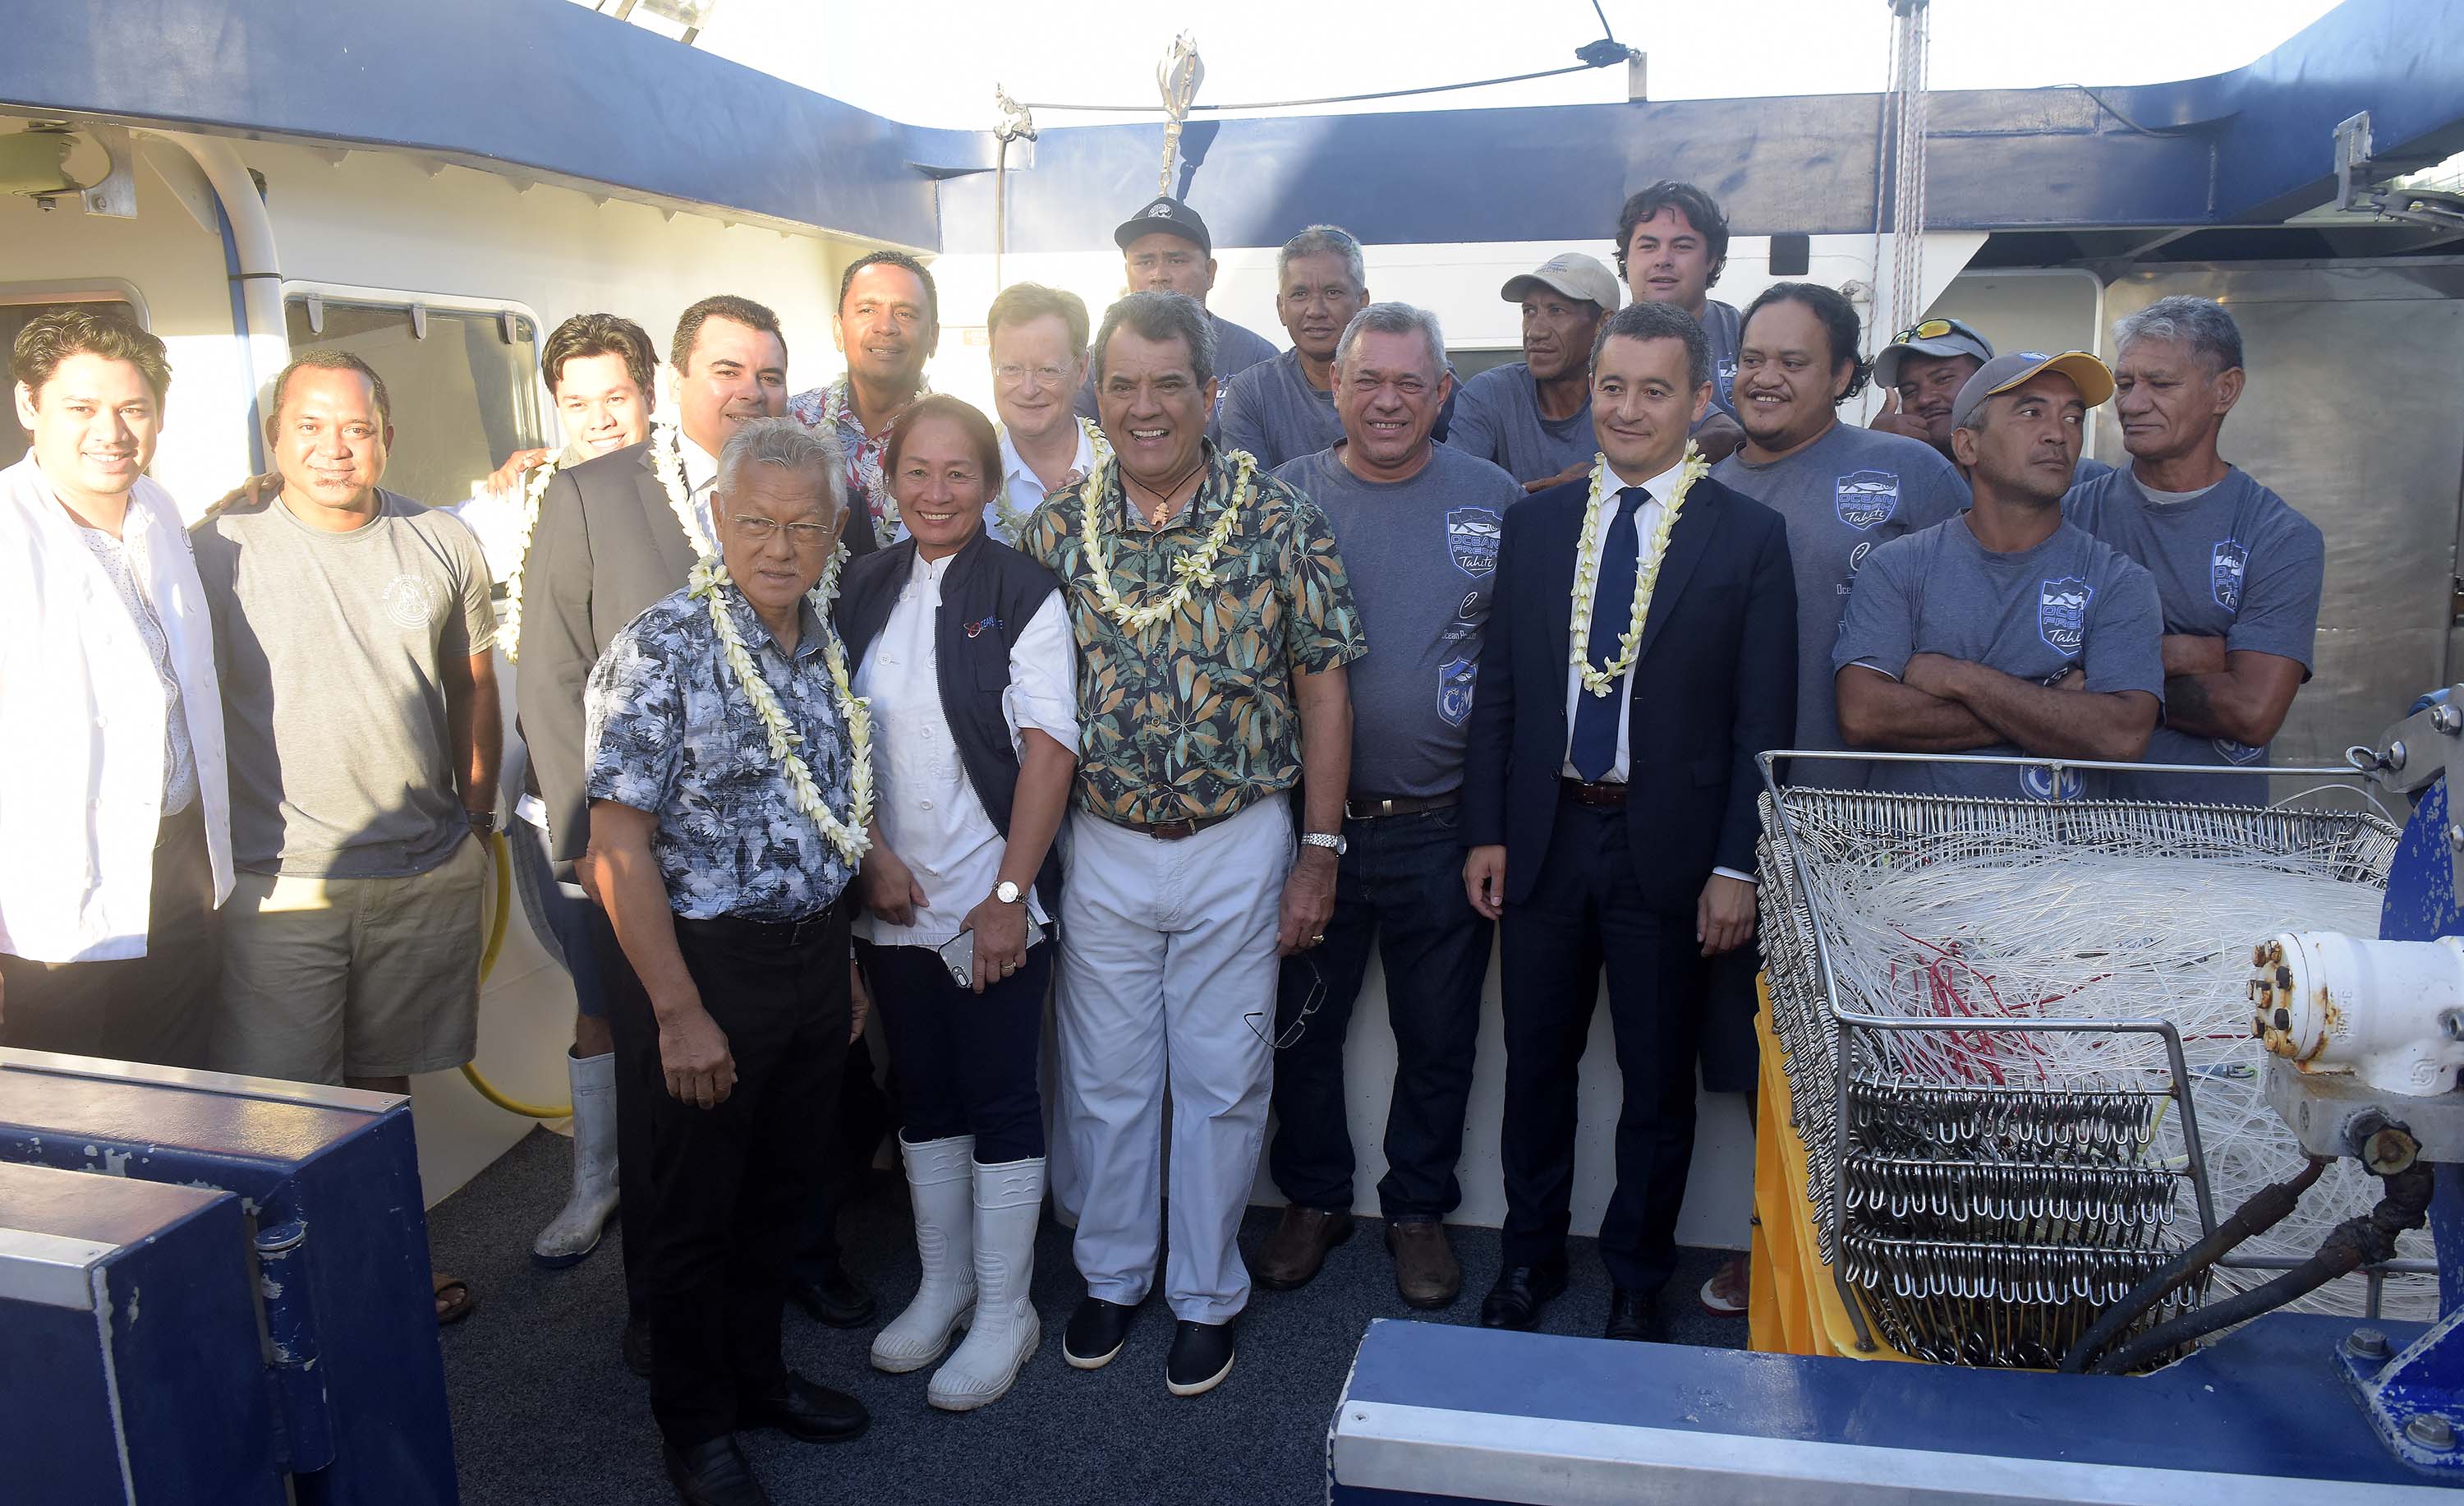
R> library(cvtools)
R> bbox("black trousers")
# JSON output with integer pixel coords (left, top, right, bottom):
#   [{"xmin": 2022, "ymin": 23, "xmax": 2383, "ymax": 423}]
[
  {"xmin": 1496, "ymin": 797, "xmax": 1701, "ymax": 1292},
  {"xmin": 603, "ymin": 903, "xmax": 849, "ymax": 1448},
  {"xmin": 1267, "ymin": 805, "xmax": 1492, "ymax": 1219},
  {"xmin": 0, "ymin": 803, "xmax": 216, "ymax": 1069},
  {"xmin": 858, "ymin": 937, "xmax": 1049, "ymax": 1163}
]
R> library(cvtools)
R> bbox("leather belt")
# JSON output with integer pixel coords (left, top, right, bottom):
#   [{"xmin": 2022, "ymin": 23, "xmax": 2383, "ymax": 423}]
[
  {"xmin": 1342, "ymin": 792, "xmax": 1460, "ymax": 822},
  {"xmin": 1558, "ymin": 776, "xmax": 1630, "ymax": 808},
  {"xmin": 1102, "ymin": 808, "xmax": 1243, "ymax": 842}
]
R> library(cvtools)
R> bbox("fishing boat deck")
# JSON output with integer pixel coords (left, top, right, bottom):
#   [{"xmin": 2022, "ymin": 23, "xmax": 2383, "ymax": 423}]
[{"xmin": 430, "ymin": 1128, "xmax": 1745, "ymax": 1504}]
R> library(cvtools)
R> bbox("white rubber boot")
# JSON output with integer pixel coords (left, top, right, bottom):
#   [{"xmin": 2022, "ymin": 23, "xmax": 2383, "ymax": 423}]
[
  {"xmin": 531, "ymin": 1050, "xmax": 619, "ymax": 1268},
  {"xmin": 928, "ymin": 1157, "xmax": 1046, "ymax": 1411},
  {"xmin": 870, "ymin": 1135, "xmax": 977, "ymax": 1373}
]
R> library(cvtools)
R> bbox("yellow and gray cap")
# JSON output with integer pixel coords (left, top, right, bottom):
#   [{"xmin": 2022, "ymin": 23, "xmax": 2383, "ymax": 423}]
[
  {"xmin": 1500, "ymin": 252, "xmax": 1622, "ymax": 313},
  {"xmin": 1949, "ymin": 349, "xmax": 2117, "ymax": 431}
]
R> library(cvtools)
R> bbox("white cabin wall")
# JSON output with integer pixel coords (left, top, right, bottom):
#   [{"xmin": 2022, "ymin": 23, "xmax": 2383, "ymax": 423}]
[{"xmin": 0, "ymin": 160, "xmax": 254, "ymax": 514}]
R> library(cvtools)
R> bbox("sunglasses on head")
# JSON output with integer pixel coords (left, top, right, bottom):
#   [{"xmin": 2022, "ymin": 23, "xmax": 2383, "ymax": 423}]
[{"xmin": 1894, "ymin": 318, "xmax": 1965, "ymax": 345}]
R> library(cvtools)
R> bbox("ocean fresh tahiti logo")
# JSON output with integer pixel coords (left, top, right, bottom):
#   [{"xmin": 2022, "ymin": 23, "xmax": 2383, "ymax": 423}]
[
  {"xmin": 1437, "ymin": 655, "xmax": 1478, "ymax": 726},
  {"xmin": 1447, "ymin": 508, "xmax": 1502, "ymax": 577},
  {"xmin": 2211, "ymin": 540, "xmax": 2248, "ymax": 611},
  {"xmin": 1835, "ymin": 469, "xmax": 1901, "ymax": 530},
  {"xmin": 2038, "ymin": 575, "xmax": 2092, "ymax": 656}
]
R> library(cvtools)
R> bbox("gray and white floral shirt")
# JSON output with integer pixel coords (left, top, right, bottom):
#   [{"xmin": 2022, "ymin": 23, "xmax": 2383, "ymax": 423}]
[{"xmin": 583, "ymin": 586, "xmax": 857, "ymax": 921}]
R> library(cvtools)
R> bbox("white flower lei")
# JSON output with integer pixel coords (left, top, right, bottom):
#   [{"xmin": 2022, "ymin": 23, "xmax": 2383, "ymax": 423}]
[
  {"xmin": 1077, "ymin": 444, "xmax": 1250, "ymax": 634},
  {"xmin": 494, "ymin": 452, "xmax": 565, "ymax": 664},
  {"xmin": 992, "ymin": 416, "xmax": 1112, "ymax": 545},
  {"xmin": 655, "ymin": 411, "xmax": 871, "ymax": 860},
  {"xmin": 685, "ymin": 556, "xmax": 874, "ymax": 867},
  {"xmin": 1570, "ymin": 444, "xmax": 1710, "ymax": 698}
]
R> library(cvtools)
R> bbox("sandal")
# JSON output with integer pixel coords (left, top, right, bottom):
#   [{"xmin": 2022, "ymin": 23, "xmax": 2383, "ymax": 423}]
[{"xmin": 434, "ymin": 1273, "xmax": 480, "ymax": 1326}]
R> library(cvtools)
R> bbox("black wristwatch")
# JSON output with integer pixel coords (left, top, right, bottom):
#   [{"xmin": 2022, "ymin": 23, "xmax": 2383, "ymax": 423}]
[{"xmin": 467, "ymin": 808, "xmax": 499, "ymax": 835}]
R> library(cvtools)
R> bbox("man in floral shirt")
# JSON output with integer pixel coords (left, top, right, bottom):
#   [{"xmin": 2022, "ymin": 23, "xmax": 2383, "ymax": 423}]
[
  {"xmin": 582, "ymin": 417, "xmax": 871, "ymax": 1504},
  {"xmin": 1021, "ymin": 290, "xmax": 1364, "ymax": 1398},
  {"xmin": 788, "ymin": 250, "xmax": 935, "ymax": 549}
]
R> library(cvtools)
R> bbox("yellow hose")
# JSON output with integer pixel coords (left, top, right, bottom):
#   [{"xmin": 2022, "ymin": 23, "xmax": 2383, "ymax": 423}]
[{"xmin": 458, "ymin": 831, "xmax": 577, "ymax": 1120}]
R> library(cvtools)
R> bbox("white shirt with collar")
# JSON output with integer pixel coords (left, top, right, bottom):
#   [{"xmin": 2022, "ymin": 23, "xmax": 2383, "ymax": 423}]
[
  {"xmin": 1557, "ymin": 453, "xmax": 1754, "ymax": 887},
  {"xmin": 679, "ymin": 431, "xmax": 720, "ymax": 546},
  {"xmin": 996, "ymin": 422, "xmax": 1095, "ymax": 543},
  {"xmin": 851, "ymin": 546, "xmax": 1079, "ymax": 948},
  {"xmin": 0, "ymin": 454, "xmax": 233, "ymax": 962}
]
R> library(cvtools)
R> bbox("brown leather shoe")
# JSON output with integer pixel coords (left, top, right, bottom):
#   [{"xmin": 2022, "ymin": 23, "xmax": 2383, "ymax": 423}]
[
  {"xmin": 1386, "ymin": 1219, "xmax": 1461, "ymax": 1309},
  {"xmin": 1253, "ymin": 1204, "xmax": 1354, "ymax": 1290}
]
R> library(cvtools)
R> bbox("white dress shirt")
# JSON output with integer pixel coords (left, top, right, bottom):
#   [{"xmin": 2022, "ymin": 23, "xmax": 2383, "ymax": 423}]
[
  {"xmin": 996, "ymin": 423, "xmax": 1095, "ymax": 542},
  {"xmin": 679, "ymin": 431, "xmax": 719, "ymax": 546},
  {"xmin": 852, "ymin": 548, "xmax": 1079, "ymax": 947},
  {"xmin": 0, "ymin": 454, "xmax": 233, "ymax": 961},
  {"xmin": 1558, "ymin": 454, "xmax": 1754, "ymax": 886}
]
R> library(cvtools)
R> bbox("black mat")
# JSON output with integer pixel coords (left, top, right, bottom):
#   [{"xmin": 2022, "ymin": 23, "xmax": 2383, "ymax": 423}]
[{"xmin": 430, "ymin": 1127, "xmax": 1744, "ymax": 1505}]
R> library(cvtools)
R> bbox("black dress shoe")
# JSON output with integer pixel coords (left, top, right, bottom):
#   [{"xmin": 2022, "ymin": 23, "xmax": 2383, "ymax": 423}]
[
  {"xmin": 1165, "ymin": 1318, "xmax": 1237, "ymax": 1397},
  {"xmin": 791, "ymin": 1260, "xmax": 876, "ymax": 1329},
  {"xmin": 738, "ymin": 1370, "xmax": 869, "ymax": 1444},
  {"xmin": 1063, "ymin": 1296, "xmax": 1139, "ymax": 1370},
  {"xmin": 662, "ymin": 1435, "xmax": 770, "ymax": 1506},
  {"xmin": 1605, "ymin": 1286, "xmax": 1668, "ymax": 1343},
  {"xmin": 623, "ymin": 1315, "xmax": 653, "ymax": 1379},
  {"xmin": 1478, "ymin": 1261, "xmax": 1567, "ymax": 1330}
]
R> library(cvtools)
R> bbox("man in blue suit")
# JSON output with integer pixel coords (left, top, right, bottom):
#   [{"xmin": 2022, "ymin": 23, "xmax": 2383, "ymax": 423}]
[{"xmin": 1461, "ymin": 301, "xmax": 1796, "ymax": 1341}]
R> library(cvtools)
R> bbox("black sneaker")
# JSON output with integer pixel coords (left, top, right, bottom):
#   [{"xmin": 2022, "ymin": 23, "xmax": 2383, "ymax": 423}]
[
  {"xmin": 1063, "ymin": 1296, "xmax": 1138, "ymax": 1370},
  {"xmin": 1165, "ymin": 1318, "xmax": 1236, "ymax": 1397}
]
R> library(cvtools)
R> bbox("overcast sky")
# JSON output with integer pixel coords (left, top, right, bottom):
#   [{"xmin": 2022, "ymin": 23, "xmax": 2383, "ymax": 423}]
[{"xmin": 674, "ymin": 0, "xmax": 2347, "ymax": 130}]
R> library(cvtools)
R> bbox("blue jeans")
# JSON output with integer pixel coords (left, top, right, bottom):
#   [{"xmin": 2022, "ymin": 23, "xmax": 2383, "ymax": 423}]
[
  {"xmin": 508, "ymin": 813, "xmax": 609, "ymax": 1019},
  {"xmin": 1266, "ymin": 804, "xmax": 1493, "ymax": 1220}
]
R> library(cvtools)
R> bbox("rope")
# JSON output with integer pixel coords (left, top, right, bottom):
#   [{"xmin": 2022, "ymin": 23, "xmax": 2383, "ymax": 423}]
[
  {"xmin": 457, "ymin": 831, "xmax": 576, "ymax": 1120},
  {"xmin": 1800, "ymin": 836, "xmax": 2433, "ymax": 1319}
]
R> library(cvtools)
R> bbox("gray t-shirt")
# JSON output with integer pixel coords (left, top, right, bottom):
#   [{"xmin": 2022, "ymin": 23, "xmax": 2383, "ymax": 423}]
[
  {"xmin": 1221, "ymin": 348, "xmax": 1342, "ymax": 471},
  {"xmin": 1833, "ymin": 516, "xmax": 2165, "ymax": 801},
  {"xmin": 2064, "ymin": 465, "xmax": 2324, "ymax": 804},
  {"xmin": 1713, "ymin": 422, "xmax": 1969, "ymax": 785},
  {"xmin": 1446, "ymin": 363, "xmax": 1594, "ymax": 486},
  {"xmin": 1271, "ymin": 443, "xmax": 1521, "ymax": 799},
  {"xmin": 1075, "ymin": 310, "xmax": 1280, "ymax": 442},
  {"xmin": 196, "ymin": 489, "xmax": 497, "ymax": 877}
]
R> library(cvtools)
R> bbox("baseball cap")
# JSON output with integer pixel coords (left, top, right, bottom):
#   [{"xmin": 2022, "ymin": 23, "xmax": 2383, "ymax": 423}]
[
  {"xmin": 1873, "ymin": 315, "xmax": 1995, "ymax": 391},
  {"xmin": 1115, "ymin": 196, "xmax": 1212, "ymax": 257},
  {"xmin": 1948, "ymin": 350, "xmax": 2117, "ymax": 431},
  {"xmin": 1500, "ymin": 252, "xmax": 1622, "ymax": 314}
]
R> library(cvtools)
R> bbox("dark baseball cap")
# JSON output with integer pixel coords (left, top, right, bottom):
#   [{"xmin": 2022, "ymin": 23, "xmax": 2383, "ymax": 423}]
[
  {"xmin": 1949, "ymin": 350, "xmax": 2116, "ymax": 431},
  {"xmin": 1115, "ymin": 196, "xmax": 1212, "ymax": 257},
  {"xmin": 1873, "ymin": 315, "xmax": 1995, "ymax": 391}
]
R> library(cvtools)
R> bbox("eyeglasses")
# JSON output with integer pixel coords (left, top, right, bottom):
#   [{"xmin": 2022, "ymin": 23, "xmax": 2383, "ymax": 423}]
[
  {"xmin": 728, "ymin": 515, "xmax": 837, "ymax": 551},
  {"xmin": 1245, "ymin": 953, "xmax": 1326, "ymax": 1051},
  {"xmin": 995, "ymin": 362, "xmax": 1074, "ymax": 388}
]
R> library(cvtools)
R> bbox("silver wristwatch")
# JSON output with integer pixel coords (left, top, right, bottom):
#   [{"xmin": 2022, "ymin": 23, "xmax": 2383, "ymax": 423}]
[
  {"xmin": 993, "ymin": 879, "xmax": 1023, "ymax": 905},
  {"xmin": 1300, "ymin": 831, "xmax": 1347, "ymax": 856}
]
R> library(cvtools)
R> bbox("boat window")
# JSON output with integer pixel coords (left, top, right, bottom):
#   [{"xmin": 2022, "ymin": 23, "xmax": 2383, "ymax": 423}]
[
  {"xmin": 0, "ymin": 291, "xmax": 142, "ymax": 474},
  {"xmin": 282, "ymin": 296, "xmax": 544, "ymax": 508}
]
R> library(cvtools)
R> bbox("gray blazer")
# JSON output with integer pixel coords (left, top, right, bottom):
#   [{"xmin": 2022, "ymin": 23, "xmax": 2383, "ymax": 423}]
[{"xmin": 515, "ymin": 440, "xmax": 697, "ymax": 866}]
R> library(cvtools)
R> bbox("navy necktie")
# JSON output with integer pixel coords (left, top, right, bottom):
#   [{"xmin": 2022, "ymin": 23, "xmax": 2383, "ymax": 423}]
[{"xmin": 1570, "ymin": 486, "xmax": 1649, "ymax": 781}]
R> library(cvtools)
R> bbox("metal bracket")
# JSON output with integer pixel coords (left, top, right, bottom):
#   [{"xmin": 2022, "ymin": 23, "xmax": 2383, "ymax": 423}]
[
  {"xmin": 2349, "ymin": 684, "xmax": 2464, "ymax": 892},
  {"xmin": 2339, "ymin": 1277, "xmax": 2464, "ymax": 1476},
  {"xmin": 76, "ymin": 124, "xmax": 136, "ymax": 219},
  {"xmin": 2334, "ymin": 110, "xmax": 2464, "ymax": 232},
  {"xmin": 2269, "ymin": 1058, "xmax": 2464, "ymax": 1165}
]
